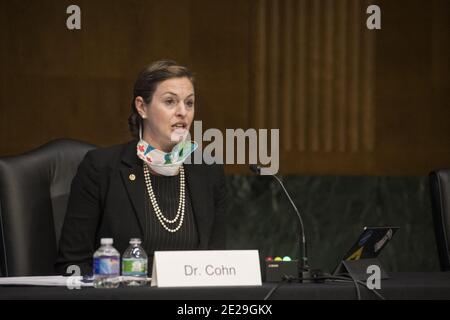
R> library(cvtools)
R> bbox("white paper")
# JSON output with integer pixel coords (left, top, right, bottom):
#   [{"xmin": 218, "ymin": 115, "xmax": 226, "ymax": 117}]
[{"xmin": 0, "ymin": 276, "xmax": 93, "ymax": 287}]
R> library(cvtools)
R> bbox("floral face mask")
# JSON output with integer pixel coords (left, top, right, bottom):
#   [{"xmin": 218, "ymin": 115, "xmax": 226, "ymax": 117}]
[{"xmin": 136, "ymin": 139, "xmax": 198, "ymax": 176}]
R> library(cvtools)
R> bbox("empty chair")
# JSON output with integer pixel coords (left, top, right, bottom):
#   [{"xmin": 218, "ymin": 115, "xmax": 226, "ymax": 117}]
[
  {"xmin": 429, "ymin": 169, "xmax": 450, "ymax": 271},
  {"xmin": 0, "ymin": 139, "xmax": 96, "ymax": 276}
]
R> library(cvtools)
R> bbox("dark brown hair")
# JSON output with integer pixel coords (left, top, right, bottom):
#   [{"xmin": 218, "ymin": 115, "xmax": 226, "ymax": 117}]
[{"xmin": 128, "ymin": 60, "xmax": 194, "ymax": 138}]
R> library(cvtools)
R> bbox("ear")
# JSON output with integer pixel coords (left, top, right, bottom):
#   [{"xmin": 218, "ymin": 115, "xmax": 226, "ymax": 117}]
[{"xmin": 134, "ymin": 96, "xmax": 148, "ymax": 119}]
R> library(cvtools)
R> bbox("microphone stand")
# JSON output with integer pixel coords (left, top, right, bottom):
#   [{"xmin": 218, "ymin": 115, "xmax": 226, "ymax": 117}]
[
  {"xmin": 271, "ymin": 175, "xmax": 310, "ymax": 277},
  {"xmin": 250, "ymin": 165, "xmax": 312, "ymax": 282}
]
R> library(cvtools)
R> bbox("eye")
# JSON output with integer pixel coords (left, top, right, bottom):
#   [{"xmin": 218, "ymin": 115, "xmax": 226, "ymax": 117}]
[
  {"xmin": 165, "ymin": 99, "xmax": 176, "ymax": 106},
  {"xmin": 186, "ymin": 100, "xmax": 194, "ymax": 108}
]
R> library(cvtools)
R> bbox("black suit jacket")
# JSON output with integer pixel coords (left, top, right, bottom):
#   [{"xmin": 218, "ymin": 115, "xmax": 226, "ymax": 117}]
[{"xmin": 55, "ymin": 140, "xmax": 227, "ymax": 275}]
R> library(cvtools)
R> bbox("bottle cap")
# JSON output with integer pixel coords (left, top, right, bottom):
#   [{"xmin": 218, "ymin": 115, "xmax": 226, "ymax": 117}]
[
  {"xmin": 129, "ymin": 238, "xmax": 142, "ymax": 245},
  {"xmin": 100, "ymin": 238, "xmax": 113, "ymax": 245}
]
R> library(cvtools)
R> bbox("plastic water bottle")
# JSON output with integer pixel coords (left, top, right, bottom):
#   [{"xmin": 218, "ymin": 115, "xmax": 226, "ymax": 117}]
[
  {"xmin": 121, "ymin": 238, "xmax": 148, "ymax": 286},
  {"xmin": 93, "ymin": 238, "xmax": 120, "ymax": 289}
]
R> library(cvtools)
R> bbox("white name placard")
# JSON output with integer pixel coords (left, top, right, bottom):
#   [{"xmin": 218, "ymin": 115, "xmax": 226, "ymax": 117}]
[{"xmin": 151, "ymin": 250, "xmax": 262, "ymax": 287}]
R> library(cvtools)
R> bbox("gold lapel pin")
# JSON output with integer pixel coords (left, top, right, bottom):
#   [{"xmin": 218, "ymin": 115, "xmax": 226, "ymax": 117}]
[{"xmin": 129, "ymin": 174, "xmax": 136, "ymax": 181}]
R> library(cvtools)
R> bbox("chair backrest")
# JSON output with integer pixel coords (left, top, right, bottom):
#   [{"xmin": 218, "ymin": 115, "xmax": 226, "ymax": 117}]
[
  {"xmin": 0, "ymin": 139, "xmax": 96, "ymax": 276},
  {"xmin": 429, "ymin": 169, "xmax": 450, "ymax": 271}
]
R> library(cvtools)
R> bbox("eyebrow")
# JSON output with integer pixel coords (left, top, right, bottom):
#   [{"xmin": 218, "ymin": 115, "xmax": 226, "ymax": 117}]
[{"xmin": 161, "ymin": 92, "xmax": 194, "ymax": 98}]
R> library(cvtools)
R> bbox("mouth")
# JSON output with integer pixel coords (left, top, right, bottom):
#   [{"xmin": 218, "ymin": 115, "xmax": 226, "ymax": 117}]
[
  {"xmin": 170, "ymin": 123, "xmax": 189, "ymax": 142},
  {"xmin": 171, "ymin": 123, "xmax": 188, "ymax": 130}
]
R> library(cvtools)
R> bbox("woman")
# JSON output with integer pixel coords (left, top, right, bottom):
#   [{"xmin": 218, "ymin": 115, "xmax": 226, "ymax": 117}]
[{"xmin": 55, "ymin": 60, "xmax": 227, "ymax": 275}]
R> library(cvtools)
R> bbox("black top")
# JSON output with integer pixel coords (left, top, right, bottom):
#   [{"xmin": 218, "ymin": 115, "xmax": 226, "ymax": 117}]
[
  {"xmin": 55, "ymin": 140, "xmax": 227, "ymax": 275},
  {"xmin": 144, "ymin": 171, "xmax": 199, "ymax": 256}
]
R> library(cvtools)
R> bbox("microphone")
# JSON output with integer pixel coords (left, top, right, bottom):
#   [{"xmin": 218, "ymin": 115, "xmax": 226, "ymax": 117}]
[{"xmin": 249, "ymin": 164, "xmax": 310, "ymax": 278}]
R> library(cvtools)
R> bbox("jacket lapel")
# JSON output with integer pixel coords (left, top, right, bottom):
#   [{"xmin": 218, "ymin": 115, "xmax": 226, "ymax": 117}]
[
  {"xmin": 184, "ymin": 163, "xmax": 213, "ymax": 249},
  {"xmin": 120, "ymin": 141, "xmax": 147, "ymax": 241}
]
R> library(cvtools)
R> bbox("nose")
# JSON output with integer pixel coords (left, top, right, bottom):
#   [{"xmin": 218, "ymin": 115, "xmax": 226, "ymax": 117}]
[{"xmin": 175, "ymin": 102, "xmax": 188, "ymax": 117}]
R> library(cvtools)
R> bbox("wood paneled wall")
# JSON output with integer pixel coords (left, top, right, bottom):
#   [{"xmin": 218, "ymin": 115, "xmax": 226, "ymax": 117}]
[
  {"xmin": 251, "ymin": 0, "xmax": 375, "ymax": 153},
  {"xmin": 0, "ymin": 0, "xmax": 449, "ymax": 175}
]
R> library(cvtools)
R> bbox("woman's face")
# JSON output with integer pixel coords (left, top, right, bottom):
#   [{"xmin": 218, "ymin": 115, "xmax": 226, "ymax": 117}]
[{"xmin": 137, "ymin": 77, "xmax": 195, "ymax": 152}]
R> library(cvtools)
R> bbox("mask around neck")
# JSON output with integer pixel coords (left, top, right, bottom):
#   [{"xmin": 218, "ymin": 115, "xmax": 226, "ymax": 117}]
[{"xmin": 136, "ymin": 139, "xmax": 198, "ymax": 176}]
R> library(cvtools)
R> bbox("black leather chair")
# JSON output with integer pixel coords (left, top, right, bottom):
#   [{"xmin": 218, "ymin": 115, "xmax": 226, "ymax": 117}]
[
  {"xmin": 0, "ymin": 139, "xmax": 96, "ymax": 276},
  {"xmin": 429, "ymin": 169, "xmax": 450, "ymax": 271}
]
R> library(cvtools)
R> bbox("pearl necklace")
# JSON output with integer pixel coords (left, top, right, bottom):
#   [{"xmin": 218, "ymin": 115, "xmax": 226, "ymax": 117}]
[{"xmin": 143, "ymin": 164, "xmax": 185, "ymax": 233}]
